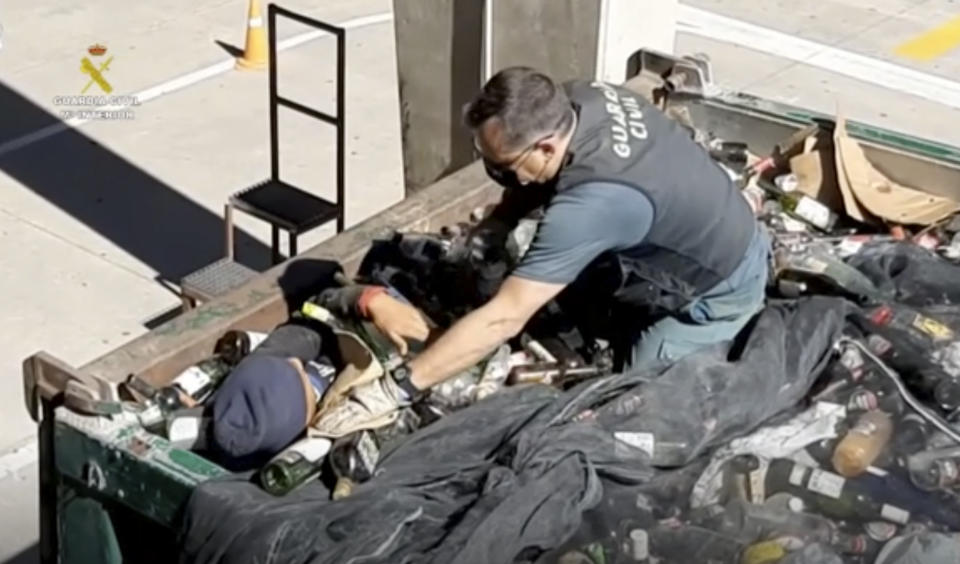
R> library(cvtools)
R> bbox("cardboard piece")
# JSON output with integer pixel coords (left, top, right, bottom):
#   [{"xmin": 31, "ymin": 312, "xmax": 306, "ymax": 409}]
[
  {"xmin": 788, "ymin": 128, "xmax": 845, "ymax": 216},
  {"xmin": 834, "ymin": 115, "xmax": 960, "ymax": 226},
  {"xmin": 309, "ymin": 330, "xmax": 408, "ymax": 438}
]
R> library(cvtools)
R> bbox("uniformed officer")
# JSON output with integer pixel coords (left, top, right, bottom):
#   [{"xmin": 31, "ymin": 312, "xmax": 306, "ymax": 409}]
[
  {"xmin": 375, "ymin": 65, "xmax": 772, "ymax": 404},
  {"xmin": 327, "ymin": 67, "xmax": 771, "ymax": 422}
]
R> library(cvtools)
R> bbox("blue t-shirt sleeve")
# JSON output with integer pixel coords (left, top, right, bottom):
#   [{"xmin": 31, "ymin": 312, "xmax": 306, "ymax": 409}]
[{"xmin": 512, "ymin": 182, "xmax": 654, "ymax": 284}]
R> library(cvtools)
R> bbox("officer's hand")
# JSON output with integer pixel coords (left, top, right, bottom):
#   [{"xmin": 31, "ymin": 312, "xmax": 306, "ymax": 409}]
[{"xmin": 365, "ymin": 292, "xmax": 431, "ymax": 356}]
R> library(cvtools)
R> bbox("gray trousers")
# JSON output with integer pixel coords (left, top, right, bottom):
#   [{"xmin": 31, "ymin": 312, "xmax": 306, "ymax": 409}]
[{"xmin": 626, "ymin": 224, "xmax": 771, "ymax": 371}]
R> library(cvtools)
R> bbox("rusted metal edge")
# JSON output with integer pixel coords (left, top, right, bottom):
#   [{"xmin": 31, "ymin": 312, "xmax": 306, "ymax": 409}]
[
  {"xmin": 23, "ymin": 353, "xmax": 84, "ymax": 422},
  {"xmin": 22, "ymin": 161, "xmax": 501, "ymax": 417}
]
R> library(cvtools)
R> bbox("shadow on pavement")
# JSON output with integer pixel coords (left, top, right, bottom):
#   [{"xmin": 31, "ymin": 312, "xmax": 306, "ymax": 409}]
[
  {"xmin": 0, "ymin": 81, "xmax": 274, "ymax": 286},
  {"xmin": 3, "ymin": 543, "xmax": 38, "ymax": 564},
  {"xmin": 214, "ymin": 39, "xmax": 244, "ymax": 58}
]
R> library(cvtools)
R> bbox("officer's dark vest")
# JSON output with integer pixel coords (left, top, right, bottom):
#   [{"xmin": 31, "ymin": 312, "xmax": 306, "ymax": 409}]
[{"xmin": 557, "ymin": 80, "xmax": 755, "ymax": 313}]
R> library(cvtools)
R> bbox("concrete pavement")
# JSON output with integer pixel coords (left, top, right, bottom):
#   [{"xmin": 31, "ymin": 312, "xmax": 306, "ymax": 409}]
[
  {"xmin": 0, "ymin": 1, "xmax": 402, "ymax": 559},
  {"xmin": 2, "ymin": 0, "xmax": 960, "ymax": 561}
]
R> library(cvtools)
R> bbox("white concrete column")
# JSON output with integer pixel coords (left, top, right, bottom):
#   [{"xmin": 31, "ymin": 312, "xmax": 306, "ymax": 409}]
[{"xmin": 595, "ymin": 0, "xmax": 678, "ymax": 84}]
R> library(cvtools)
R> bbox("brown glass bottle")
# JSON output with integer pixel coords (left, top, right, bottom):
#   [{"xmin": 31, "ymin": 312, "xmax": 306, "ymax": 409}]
[{"xmin": 832, "ymin": 410, "xmax": 894, "ymax": 477}]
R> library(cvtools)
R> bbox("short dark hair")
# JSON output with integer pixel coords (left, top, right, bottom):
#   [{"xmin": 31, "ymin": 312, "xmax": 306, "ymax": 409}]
[{"xmin": 464, "ymin": 67, "xmax": 573, "ymax": 152}]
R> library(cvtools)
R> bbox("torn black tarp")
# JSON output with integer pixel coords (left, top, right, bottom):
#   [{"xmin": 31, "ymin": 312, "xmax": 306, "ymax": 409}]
[
  {"xmin": 180, "ymin": 297, "xmax": 848, "ymax": 564},
  {"xmin": 848, "ymin": 241, "xmax": 960, "ymax": 307}
]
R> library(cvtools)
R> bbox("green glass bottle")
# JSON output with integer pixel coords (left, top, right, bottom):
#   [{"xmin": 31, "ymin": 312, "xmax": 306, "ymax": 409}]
[
  {"xmin": 155, "ymin": 356, "xmax": 232, "ymax": 414},
  {"xmin": 260, "ymin": 436, "xmax": 333, "ymax": 496},
  {"xmin": 301, "ymin": 292, "xmax": 427, "ymax": 370},
  {"xmin": 731, "ymin": 456, "xmax": 912, "ymax": 525},
  {"xmin": 214, "ymin": 330, "xmax": 269, "ymax": 366},
  {"xmin": 757, "ymin": 177, "xmax": 838, "ymax": 231}
]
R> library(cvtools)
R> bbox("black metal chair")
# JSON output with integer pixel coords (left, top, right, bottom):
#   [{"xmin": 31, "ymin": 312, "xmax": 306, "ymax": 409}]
[{"xmin": 180, "ymin": 4, "xmax": 346, "ymax": 309}]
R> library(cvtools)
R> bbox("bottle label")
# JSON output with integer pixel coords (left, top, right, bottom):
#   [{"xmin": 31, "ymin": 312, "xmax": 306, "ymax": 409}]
[
  {"xmin": 937, "ymin": 460, "xmax": 960, "ymax": 487},
  {"xmin": 866, "ymin": 334, "xmax": 893, "ymax": 356},
  {"xmin": 791, "ymin": 449, "xmax": 820, "ymax": 469},
  {"xmin": 837, "ymin": 237, "xmax": 867, "ymax": 257},
  {"xmin": 748, "ymin": 457, "xmax": 769, "ymax": 504},
  {"xmin": 851, "ymin": 414, "xmax": 882, "ymax": 435},
  {"xmin": 356, "ymin": 432, "xmax": 379, "ymax": 473},
  {"xmin": 880, "ymin": 504, "xmax": 910, "ymax": 524},
  {"xmin": 172, "ymin": 366, "xmax": 212, "ymax": 397},
  {"xmin": 288, "ymin": 437, "xmax": 332, "ymax": 463},
  {"xmin": 869, "ymin": 306, "xmax": 894, "ymax": 326},
  {"xmin": 865, "ymin": 521, "xmax": 898, "ymax": 542},
  {"xmin": 801, "ymin": 256, "xmax": 830, "ymax": 274},
  {"xmin": 306, "ymin": 361, "xmax": 336, "ymax": 401},
  {"xmin": 789, "ymin": 464, "xmax": 806, "ymax": 487},
  {"xmin": 246, "ymin": 331, "xmax": 269, "ymax": 351},
  {"xmin": 137, "ymin": 403, "xmax": 164, "ymax": 427},
  {"xmin": 275, "ymin": 450, "xmax": 302, "ymax": 466},
  {"xmin": 794, "ymin": 197, "xmax": 832, "ymax": 229},
  {"xmin": 775, "ymin": 174, "xmax": 799, "ymax": 192},
  {"xmin": 742, "ymin": 541, "xmax": 786, "ymax": 564},
  {"xmin": 614, "ymin": 432, "xmax": 655, "ymax": 458},
  {"xmin": 807, "ymin": 469, "xmax": 845, "ymax": 499},
  {"xmin": 301, "ymin": 302, "xmax": 334, "ymax": 323},
  {"xmin": 912, "ymin": 314, "xmax": 954, "ymax": 340},
  {"xmin": 840, "ymin": 348, "xmax": 865, "ymax": 369},
  {"xmin": 167, "ymin": 413, "xmax": 206, "ymax": 444},
  {"xmin": 848, "ymin": 390, "xmax": 878, "ymax": 412},
  {"xmin": 782, "ymin": 216, "xmax": 809, "ymax": 233}
]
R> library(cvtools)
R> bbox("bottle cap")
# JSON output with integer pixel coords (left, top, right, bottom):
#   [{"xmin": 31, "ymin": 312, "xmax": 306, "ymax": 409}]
[
  {"xmin": 556, "ymin": 551, "xmax": 593, "ymax": 564},
  {"xmin": 935, "ymin": 459, "xmax": 960, "ymax": 487},
  {"xmin": 787, "ymin": 496, "xmax": 805, "ymax": 513},
  {"xmin": 301, "ymin": 302, "xmax": 334, "ymax": 322},
  {"xmin": 935, "ymin": 380, "xmax": 960, "ymax": 411},
  {"xmin": 136, "ymin": 402, "xmax": 164, "ymax": 428},
  {"xmin": 629, "ymin": 529, "xmax": 649, "ymax": 560},
  {"xmin": 332, "ymin": 477, "xmax": 355, "ymax": 500}
]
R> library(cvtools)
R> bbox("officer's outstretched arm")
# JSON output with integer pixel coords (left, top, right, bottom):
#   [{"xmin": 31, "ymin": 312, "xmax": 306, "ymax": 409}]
[{"xmin": 407, "ymin": 275, "xmax": 565, "ymax": 390}]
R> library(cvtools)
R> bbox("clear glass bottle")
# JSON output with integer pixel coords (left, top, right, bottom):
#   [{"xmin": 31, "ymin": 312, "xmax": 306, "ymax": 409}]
[
  {"xmin": 756, "ymin": 177, "xmax": 838, "ymax": 231},
  {"xmin": 717, "ymin": 497, "xmax": 837, "ymax": 545}
]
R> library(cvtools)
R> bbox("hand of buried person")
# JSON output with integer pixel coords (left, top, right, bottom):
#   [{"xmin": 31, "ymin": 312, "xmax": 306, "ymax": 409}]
[{"xmin": 358, "ymin": 286, "xmax": 432, "ymax": 356}]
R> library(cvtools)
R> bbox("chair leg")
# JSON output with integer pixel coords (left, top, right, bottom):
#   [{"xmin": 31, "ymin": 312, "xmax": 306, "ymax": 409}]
[
  {"xmin": 289, "ymin": 234, "xmax": 297, "ymax": 258},
  {"xmin": 224, "ymin": 203, "xmax": 235, "ymax": 260},
  {"xmin": 271, "ymin": 225, "xmax": 282, "ymax": 265}
]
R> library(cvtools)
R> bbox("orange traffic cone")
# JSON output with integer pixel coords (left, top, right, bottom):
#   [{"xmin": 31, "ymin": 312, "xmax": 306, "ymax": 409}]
[{"xmin": 236, "ymin": 0, "xmax": 268, "ymax": 70}]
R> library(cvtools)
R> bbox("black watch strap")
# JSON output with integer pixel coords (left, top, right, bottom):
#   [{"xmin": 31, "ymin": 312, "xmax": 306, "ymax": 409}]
[{"xmin": 393, "ymin": 364, "xmax": 426, "ymax": 401}]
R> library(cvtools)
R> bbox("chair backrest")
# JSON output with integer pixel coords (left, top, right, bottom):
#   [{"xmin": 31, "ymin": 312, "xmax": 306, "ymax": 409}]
[{"xmin": 267, "ymin": 4, "xmax": 346, "ymax": 234}]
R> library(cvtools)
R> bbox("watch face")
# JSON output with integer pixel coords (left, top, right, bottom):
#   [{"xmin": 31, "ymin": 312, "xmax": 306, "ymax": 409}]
[{"xmin": 393, "ymin": 365, "xmax": 411, "ymax": 381}]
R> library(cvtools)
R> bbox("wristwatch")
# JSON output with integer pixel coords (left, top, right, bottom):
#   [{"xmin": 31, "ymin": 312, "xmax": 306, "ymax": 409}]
[{"xmin": 391, "ymin": 363, "xmax": 427, "ymax": 402}]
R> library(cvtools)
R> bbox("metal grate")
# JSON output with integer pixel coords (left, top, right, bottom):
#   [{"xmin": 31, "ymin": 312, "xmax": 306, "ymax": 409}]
[{"xmin": 180, "ymin": 258, "xmax": 258, "ymax": 303}]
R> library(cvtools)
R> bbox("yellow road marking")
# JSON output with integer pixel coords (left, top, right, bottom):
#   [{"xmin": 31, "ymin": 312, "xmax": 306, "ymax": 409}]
[{"xmin": 895, "ymin": 15, "xmax": 960, "ymax": 61}]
